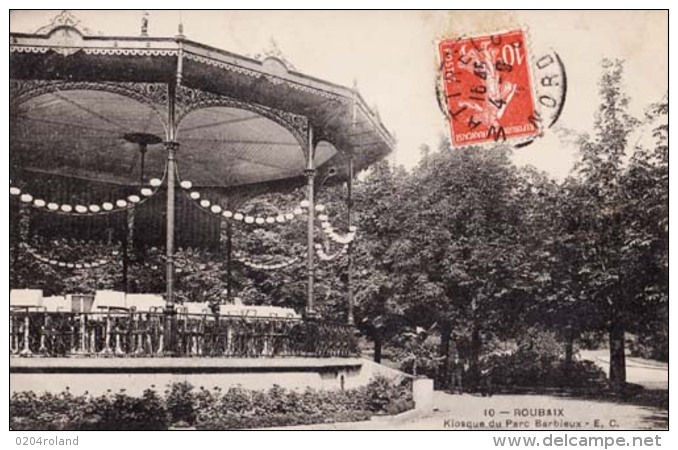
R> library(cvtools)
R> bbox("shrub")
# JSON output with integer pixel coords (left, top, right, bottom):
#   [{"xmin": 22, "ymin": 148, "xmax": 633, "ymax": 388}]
[
  {"xmin": 10, "ymin": 389, "xmax": 169, "ymax": 431},
  {"xmin": 365, "ymin": 376, "xmax": 413, "ymax": 414},
  {"xmin": 629, "ymin": 333, "xmax": 669, "ymax": 362},
  {"xmin": 165, "ymin": 382, "xmax": 196, "ymax": 425},
  {"xmin": 194, "ymin": 378, "xmax": 412, "ymax": 429},
  {"xmin": 90, "ymin": 389, "xmax": 169, "ymax": 430},
  {"xmin": 488, "ymin": 352, "xmax": 608, "ymax": 389},
  {"xmin": 11, "ymin": 377, "xmax": 413, "ymax": 430}
]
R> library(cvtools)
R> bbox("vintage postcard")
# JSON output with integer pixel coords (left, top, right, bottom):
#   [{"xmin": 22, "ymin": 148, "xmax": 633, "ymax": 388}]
[{"xmin": 7, "ymin": 9, "xmax": 668, "ymax": 435}]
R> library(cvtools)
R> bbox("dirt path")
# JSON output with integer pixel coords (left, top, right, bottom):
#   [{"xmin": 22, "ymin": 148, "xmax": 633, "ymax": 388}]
[
  {"xmin": 269, "ymin": 390, "xmax": 667, "ymax": 430},
  {"xmin": 579, "ymin": 350, "xmax": 668, "ymax": 390}
]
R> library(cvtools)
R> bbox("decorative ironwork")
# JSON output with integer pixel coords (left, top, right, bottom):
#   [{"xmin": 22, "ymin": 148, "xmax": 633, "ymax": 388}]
[
  {"xmin": 9, "ymin": 46, "xmax": 51, "ymax": 54},
  {"xmin": 82, "ymin": 48, "xmax": 177, "ymax": 57},
  {"xmin": 250, "ymin": 40, "xmax": 297, "ymax": 71},
  {"xmin": 183, "ymin": 51, "xmax": 350, "ymax": 103},
  {"xmin": 34, "ymin": 10, "xmax": 97, "ymax": 36},
  {"xmin": 183, "ymin": 52, "xmax": 262, "ymax": 78},
  {"xmin": 9, "ymin": 310, "xmax": 357, "ymax": 358},
  {"xmin": 9, "ymin": 79, "xmax": 169, "ymax": 129},
  {"xmin": 175, "ymin": 85, "xmax": 308, "ymax": 148}
]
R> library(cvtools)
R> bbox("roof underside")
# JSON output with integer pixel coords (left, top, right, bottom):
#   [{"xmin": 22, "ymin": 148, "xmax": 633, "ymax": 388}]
[{"xmin": 10, "ymin": 26, "xmax": 396, "ymax": 191}]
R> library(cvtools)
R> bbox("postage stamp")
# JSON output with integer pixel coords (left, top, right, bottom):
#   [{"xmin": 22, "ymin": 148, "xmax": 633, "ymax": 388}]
[{"xmin": 438, "ymin": 29, "xmax": 540, "ymax": 147}]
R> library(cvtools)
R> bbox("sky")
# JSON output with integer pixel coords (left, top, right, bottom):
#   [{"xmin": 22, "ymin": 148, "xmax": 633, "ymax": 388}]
[{"xmin": 10, "ymin": 10, "xmax": 668, "ymax": 179}]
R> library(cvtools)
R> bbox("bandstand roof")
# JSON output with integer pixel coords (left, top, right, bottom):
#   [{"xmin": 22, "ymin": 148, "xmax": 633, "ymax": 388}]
[{"xmin": 10, "ymin": 12, "xmax": 396, "ymax": 191}]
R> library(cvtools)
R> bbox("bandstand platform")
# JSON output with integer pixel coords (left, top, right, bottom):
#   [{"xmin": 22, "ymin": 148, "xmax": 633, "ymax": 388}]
[{"xmin": 10, "ymin": 12, "xmax": 396, "ymax": 394}]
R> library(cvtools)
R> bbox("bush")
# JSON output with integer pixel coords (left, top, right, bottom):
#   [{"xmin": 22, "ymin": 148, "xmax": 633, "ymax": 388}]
[
  {"xmin": 365, "ymin": 376, "xmax": 413, "ymax": 414},
  {"xmin": 194, "ymin": 377, "xmax": 413, "ymax": 429},
  {"xmin": 629, "ymin": 333, "xmax": 668, "ymax": 362},
  {"xmin": 165, "ymin": 382, "xmax": 196, "ymax": 425},
  {"xmin": 488, "ymin": 351, "xmax": 608, "ymax": 389},
  {"xmin": 95, "ymin": 389, "xmax": 169, "ymax": 430},
  {"xmin": 10, "ymin": 388, "xmax": 169, "ymax": 431},
  {"xmin": 10, "ymin": 376, "xmax": 413, "ymax": 431}
]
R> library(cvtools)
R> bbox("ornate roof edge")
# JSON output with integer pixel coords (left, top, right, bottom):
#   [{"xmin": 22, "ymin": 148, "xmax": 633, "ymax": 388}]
[
  {"xmin": 10, "ymin": 23, "xmax": 396, "ymax": 150},
  {"xmin": 34, "ymin": 10, "xmax": 99, "ymax": 36}
]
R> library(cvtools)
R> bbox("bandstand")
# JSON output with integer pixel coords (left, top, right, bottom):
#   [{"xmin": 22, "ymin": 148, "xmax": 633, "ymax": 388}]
[{"xmin": 9, "ymin": 12, "xmax": 396, "ymax": 393}]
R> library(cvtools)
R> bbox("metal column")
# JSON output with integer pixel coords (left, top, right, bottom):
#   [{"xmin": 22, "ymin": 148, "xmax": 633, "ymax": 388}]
[
  {"xmin": 305, "ymin": 125, "xmax": 316, "ymax": 317},
  {"xmin": 226, "ymin": 221, "xmax": 233, "ymax": 303},
  {"xmin": 163, "ymin": 139, "xmax": 178, "ymax": 354},
  {"xmin": 163, "ymin": 46, "xmax": 180, "ymax": 351},
  {"xmin": 346, "ymin": 155, "xmax": 355, "ymax": 325}
]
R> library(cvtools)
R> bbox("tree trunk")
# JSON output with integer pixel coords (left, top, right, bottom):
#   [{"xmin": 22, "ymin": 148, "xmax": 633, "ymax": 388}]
[
  {"xmin": 608, "ymin": 322, "xmax": 626, "ymax": 392},
  {"xmin": 373, "ymin": 331, "xmax": 382, "ymax": 363},
  {"xmin": 469, "ymin": 326, "xmax": 481, "ymax": 390},
  {"xmin": 439, "ymin": 322, "xmax": 451, "ymax": 389},
  {"xmin": 564, "ymin": 326, "xmax": 575, "ymax": 372}
]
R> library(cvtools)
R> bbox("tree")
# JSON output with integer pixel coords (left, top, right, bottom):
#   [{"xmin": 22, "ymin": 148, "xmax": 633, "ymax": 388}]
[
  {"xmin": 571, "ymin": 59, "xmax": 645, "ymax": 390},
  {"xmin": 619, "ymin": 94, "xmax": 668, "ymax": 360},
  {"xmin": 389, "ymin": 140, "xmax": 526, "ymax": 387},
  {"xmin": 352, "ymin": 160, "xmax": 411, "ymax": 362}
]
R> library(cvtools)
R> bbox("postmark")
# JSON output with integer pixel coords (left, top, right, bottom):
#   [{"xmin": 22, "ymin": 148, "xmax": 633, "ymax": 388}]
[{"xmin": 438, "ymin": 29, "xmax": 540, "ymax": 147}]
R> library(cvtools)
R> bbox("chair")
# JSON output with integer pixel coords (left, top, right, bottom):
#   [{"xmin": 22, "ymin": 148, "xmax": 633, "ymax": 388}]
[
  {"xmin": 126, "ymin": 294, "xmax": 166, "ymax": 312},
  {"xmin": 10, "ymin": 289, "xmax": 44, "ymax": 309},
  {"xmin": 42, "ymin": 296, "xmax": 71, "ymax": 312},
  {"xmin": 183, "ymin": 302, "xmax": 211, "ymax": 315},
  {"xmin": 70, "ymin": 294, "xmax": 95, "ymax": 313},
  {"xmin": 93, "ymin": 290, "xmax": 127, "ymax": 311}
]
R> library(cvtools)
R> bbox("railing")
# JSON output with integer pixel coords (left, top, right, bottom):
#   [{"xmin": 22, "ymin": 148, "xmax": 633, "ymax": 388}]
[{"xmin": 9, "ymin": 309, "xmax": 357, "ymax": 358}]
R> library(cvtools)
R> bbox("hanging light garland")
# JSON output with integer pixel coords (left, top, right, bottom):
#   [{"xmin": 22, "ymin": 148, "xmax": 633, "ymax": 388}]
[
  {"xmin": 314, "ymin": 243, "xmax": 349, "ymax": 262},
  {"xmin": 23, "ymin": 243, "xmax": 119, "ymax": 270},
  {"xmin": 175, "ymin": 162, "xmax": 360, "ymax": 244},
  {"xmin": 176, "ymin": 165, "xmax": 306, "ymax": 226},
  {"xmin": 317, "ymin": 212, "xmax": 358, "ymax": 245},
  {"xmin": 9, "ymin": 165, "xmax": 167, "ymax": 216}
]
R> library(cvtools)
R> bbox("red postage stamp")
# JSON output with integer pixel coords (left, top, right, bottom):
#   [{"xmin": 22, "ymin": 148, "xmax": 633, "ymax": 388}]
[{"xmin": 438, "ymin": 29, "xmax": 540, "ymax": 147}]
